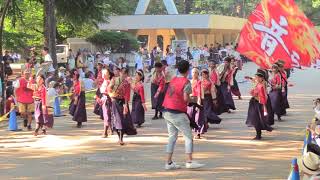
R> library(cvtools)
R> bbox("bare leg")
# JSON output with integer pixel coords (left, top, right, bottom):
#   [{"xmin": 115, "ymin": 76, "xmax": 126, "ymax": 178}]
[
  {"xmin": 186, "ymin": 153, "xmax": 192, "ymax": 163},
  {"xmin": 102, "ymin": 126, "xmax": 108, "ymax": 138},
  {"xmin": 167, "ymin": 153, "xmax": 173, "ymax": 164},
  {"xmin": 27, "ymin": 113, "xmax": 32, "ymax": 130}
]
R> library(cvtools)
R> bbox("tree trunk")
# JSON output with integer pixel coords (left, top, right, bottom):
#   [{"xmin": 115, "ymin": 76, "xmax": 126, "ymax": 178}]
[
  {"xmin": 43, "ymin": 0, "xmax": 57, "ymax": 74},
  {"xmin": 0, "ymin": 0, "xmax": 12, "ymax": 115},
  {"xmin": 184, "ymin": 0, "xmax": 193, "ymax": 14}
]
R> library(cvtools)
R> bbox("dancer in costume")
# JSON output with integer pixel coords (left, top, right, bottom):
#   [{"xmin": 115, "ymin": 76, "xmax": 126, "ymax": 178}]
[
  {"xmin": 150, "ymin": 62, "xmax": 165, "ymax": 120},
  {"xmin": 100, "ymin": 68, "xmax": 114, "ymax": 138},
  {"xmin": 69, "ymin": 70, "xmax": 87, "ymax": 128},
  {"xmin": 131, "ymin": 69, "xmax": 147, "ymax": 128},
  {"xmin": 246, "ymin": 69, "xmax": 273, "ymax": 140},
  {"xmin": 109, "ymin": 68, "xmax": 136, "ymax": 145}
]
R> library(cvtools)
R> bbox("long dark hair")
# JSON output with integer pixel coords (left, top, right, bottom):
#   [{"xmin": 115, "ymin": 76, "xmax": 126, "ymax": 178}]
[
  {"xmin": 136, "ymin": 69, "xmax": 144, "ymax": 82},
  {"xmin": 75, "ymin": 51, "xmax": 82, "ymax": 67}
]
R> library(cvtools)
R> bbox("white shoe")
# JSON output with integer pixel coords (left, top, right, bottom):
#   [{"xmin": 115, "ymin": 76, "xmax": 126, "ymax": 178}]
[
  {"xmin": 165, "ymin": 162, "xmax": 181, "ymax": 170},
  {"xmin": 185, "ymin": 161, "xmax": 205, "ymax": 169}
]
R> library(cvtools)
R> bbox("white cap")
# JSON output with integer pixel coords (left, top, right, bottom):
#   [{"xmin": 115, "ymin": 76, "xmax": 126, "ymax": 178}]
[{"xmin": 104, "ymin": 51, "xmax": 111, "ymax": 55}]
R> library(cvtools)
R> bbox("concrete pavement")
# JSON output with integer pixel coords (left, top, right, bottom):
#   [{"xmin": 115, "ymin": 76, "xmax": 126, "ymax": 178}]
[{"xmin": 0, "ymin": 62, "xmax": 319, "ymax": 180}]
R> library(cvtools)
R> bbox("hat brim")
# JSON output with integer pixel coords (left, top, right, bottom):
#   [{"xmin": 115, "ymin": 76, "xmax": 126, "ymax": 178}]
[
  {"xmin": 255, "ymin": 73, "xmax": 265, "ymax": 77},
  {"xmin": 201, "ymin": 69, "xmax": 209, "ymax": 74},
  {"xmin": 297, "ymin": 157, "xmax": 320, "ymax": 175}
]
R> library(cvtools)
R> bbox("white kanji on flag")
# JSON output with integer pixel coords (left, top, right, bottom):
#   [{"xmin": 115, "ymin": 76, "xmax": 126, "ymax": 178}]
[{"xmin": 253, "ymin": 16, "xmax": 301, "ymax": 67}]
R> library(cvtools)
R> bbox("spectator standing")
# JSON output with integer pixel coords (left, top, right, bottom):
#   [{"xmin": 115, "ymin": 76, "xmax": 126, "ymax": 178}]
[
  {"xmin": 150, "ymin": 46, "xmax": 157, "ymax": 71},
  {"xmin": 135, "ymin": 51, "xmax": 144, "ymax": 70},
  {"xmin": 67, "ymin": 49, "xmax": 75, "ymax": 70},
  {"xmin": 41, "ymin": 47, "xmax": 54, "ymax": 74},
  {"xmin": 2, "ymin": 50, "xmax": 13, "ymax": 77},
  {"xmin": 165, "ymin": 45, "xmax": 172, "ymax": 56},
  {"xmin": 186, "ymin": 47, "xmax": 193, "ymax": 61},
  {"xmin": 175, "ymin": 45, "xmax": 182, "ymax": 64},
  {"xmin": 86, "ymin": 52, "xmax": 95, "ymax": 74}
]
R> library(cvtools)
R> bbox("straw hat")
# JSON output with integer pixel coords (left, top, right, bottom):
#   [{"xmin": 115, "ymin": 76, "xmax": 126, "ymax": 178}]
[
  {"xmin": 297, "ymin": 152, "xmax": 320, "ymax": 175},
  {"xmin": 24, "ymin": 69, "xmax": 31, "ymax": 74}
]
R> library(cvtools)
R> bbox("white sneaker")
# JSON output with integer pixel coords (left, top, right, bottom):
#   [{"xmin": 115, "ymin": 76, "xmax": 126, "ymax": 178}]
[
  {"xmin": 165, "ymin": 162, "xmax": 181, "ymax": 170},
  {"xmin": 185, "ymin": 161, "xmax": 205, "ymax": 169}
]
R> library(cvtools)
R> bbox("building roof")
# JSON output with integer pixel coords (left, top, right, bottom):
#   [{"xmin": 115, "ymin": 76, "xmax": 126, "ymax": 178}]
[{"xmin": 99, "ymin": 14, "xmax": 246, "ymax": 31}]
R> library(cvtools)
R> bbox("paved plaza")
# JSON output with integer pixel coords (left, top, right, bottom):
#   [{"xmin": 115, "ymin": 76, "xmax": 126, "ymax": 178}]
[{"xmin": 0, "ymin": 63, "xmax": 319, "ymax": 180}]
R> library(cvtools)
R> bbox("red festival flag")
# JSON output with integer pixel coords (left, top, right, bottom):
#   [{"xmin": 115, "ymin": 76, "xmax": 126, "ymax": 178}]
[{"xmin": 237, "ymin": 0, "xmax": 320, "ymax": 69}]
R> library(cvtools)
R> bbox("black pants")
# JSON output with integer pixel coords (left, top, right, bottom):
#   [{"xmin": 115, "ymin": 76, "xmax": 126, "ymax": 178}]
[
  {"xmin": 256, "ymin": 129, "xmax": 262, "ymax": 138},
  {"xmin": 307, "ymin": 143, "xmax": 320, "ymax": 156}
]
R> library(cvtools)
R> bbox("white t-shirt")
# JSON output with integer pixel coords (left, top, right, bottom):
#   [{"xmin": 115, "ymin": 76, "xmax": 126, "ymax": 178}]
[
  {"xmin": 45, "ymin": 54, "xmax": 52, "ymax": 62},
  {"xmin": 44, "ymin": 54, "xmax": 54, "ymax": 72}
]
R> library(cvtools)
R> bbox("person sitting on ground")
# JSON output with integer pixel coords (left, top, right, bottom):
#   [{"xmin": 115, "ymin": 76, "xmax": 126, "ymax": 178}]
[
  {"xmin": 82, "ymin": 72, "xmax": 95, "ymax": 91},
  {"xmin": 47, "ymin": 81, "xmax": 59, "ymax": 108}
]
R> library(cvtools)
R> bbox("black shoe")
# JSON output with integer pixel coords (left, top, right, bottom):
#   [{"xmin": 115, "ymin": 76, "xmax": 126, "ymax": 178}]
[
  {"xmin": 252, "ymin": 136, "xmax": 261, "ymax": 140},
  {"xmin": 266, "ymin": 127, "xmax": 273, "ymax": 132},
  {"xmin": 76, "ymin": 124, "xmax": 82, "ymax": 128},
  {"xmin": 42, "ymin": 129, "xmax": 47, "ymax": 135},
  {"xmin": 152, "ymin": 116, "xmax": 158, "ymax": 120},
  {"xmin": 23, "ymin": 119, "xmax": 28, "ymax": 127},
  {"xmin": 158, "ymin": 115, "xmax": 163, "ymax": 119},
  {"xmin": 27, "ymin": 125, "xmax": 32, "ymax": 131}
]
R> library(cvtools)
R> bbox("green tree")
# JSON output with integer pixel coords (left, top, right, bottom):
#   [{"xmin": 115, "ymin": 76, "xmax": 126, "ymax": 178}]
[
  {"xmin": 296, "ymin": 0, "xmax": 320, "ymax": 26},
  {"xmin": 313, "ymin": 0, "xmax": 320, "ymax": 7},
  {"xmin": 0, "ymin": 0, "xmax": 13, "ymax": 115},
  {"xmin": 87, "ymin": 31, "xmax": 139, "ymax": 53}
]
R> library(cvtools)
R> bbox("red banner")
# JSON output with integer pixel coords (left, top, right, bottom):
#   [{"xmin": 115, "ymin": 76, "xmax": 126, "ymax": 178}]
[{"xmin": 237, "ymin": 0, "xmax": 320, "ymax": 69}]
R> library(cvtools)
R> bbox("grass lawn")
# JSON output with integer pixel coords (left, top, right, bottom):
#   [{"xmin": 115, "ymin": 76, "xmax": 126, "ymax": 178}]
[{"xmin": 60, "ymin": 91, "xmax": 96, "ymax": 110}]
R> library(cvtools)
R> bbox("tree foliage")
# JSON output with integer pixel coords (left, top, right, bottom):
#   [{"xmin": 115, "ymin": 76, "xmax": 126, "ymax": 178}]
[
  {"xmin": 313, "ymin": 0, "xmax": 320, "ymax": 7},
  {"xmin": 2, "ymin": 0, "xmax": 320, "ymax": 55},
  {"xmin": 87, "ymin": 31, "xmax": 139, "ymax": 53}
]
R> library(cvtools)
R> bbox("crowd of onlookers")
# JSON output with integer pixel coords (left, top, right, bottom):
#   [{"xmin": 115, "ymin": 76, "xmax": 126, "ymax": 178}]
[
  {"xmin": 294, "ymin": 98, "xmax": 320, "ymax": 179},
  {"xmin": 1, "ymin": 42, "xmax": 244, "ymax": 114},
  {"xmin": 0, "ymin": 42, "xmax": 244, "ymax": 111}
]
